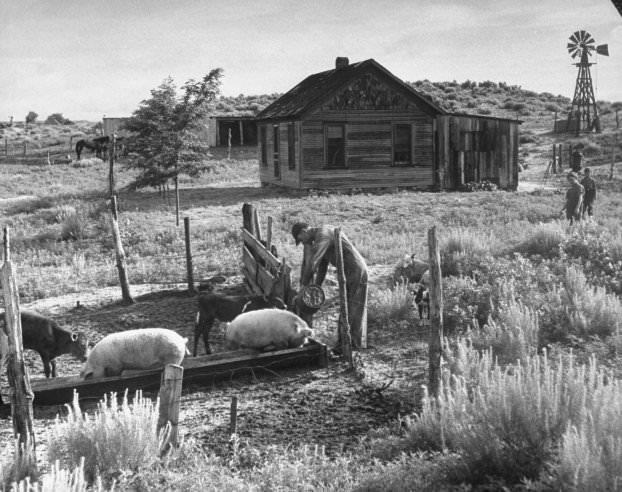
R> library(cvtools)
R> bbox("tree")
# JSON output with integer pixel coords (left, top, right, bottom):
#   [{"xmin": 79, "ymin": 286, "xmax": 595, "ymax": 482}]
[
  {"xmin": 44, "ymin": 113, "xmax": 73, "ymax": 125},
  {"xmin": 25, "ymin": 111, "xmax": 38, "ymax": 125},
  {"xmin": 123, "ymin": 69, "xmax": 223, "ymax": 192}
]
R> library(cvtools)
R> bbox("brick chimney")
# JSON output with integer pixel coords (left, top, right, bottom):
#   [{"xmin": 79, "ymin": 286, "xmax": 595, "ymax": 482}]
[{"xmin": 335, "ymin": 57, "xmax": 349, "ymax": 69}]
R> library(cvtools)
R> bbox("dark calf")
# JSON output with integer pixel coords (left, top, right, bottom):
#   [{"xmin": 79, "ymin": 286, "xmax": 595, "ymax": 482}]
[
  {"xmin": 1, "ymin": 310, "xmax": 89, "ymax": 377},
  {"xmin": 413, "ymin": 285, "xmax": 430, "ymax": 320},
  {"xmin": 194, "ymin": 293, "xmax": 286, "ymax": 356}
]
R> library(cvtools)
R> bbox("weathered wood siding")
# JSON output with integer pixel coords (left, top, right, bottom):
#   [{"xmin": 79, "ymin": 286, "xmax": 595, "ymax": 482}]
[
  {"xmin": 258, "ymin": 122, "xmax": 301, "ymax": 188},
  {"xmin": 436, "ymin": 115, "xmax": 519, "ymax": 190},
  {"xmin": 299, "ymin": 109, "xmax": 435, "ymax": 190}
]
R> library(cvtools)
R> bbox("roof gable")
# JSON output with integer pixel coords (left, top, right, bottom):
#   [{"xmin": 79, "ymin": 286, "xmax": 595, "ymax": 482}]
[{"xmin": 256, "ymin": 59, "xmax": 446, "ymax": 121}]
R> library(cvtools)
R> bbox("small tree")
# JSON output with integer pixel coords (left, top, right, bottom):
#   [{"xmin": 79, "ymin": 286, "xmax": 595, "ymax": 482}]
[
  {"xmin": 25, "ymin": 112, "xmax": 38, "ymax": 125},
  {"xmin": 123, "ymin": 69, "xmax": 223, "ymax": 194}
]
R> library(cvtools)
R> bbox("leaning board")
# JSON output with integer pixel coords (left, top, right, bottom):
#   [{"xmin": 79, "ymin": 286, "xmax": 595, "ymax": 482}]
[{"xmin": 30, "ymin": 339, "xmax": 328, "ymax": 406}]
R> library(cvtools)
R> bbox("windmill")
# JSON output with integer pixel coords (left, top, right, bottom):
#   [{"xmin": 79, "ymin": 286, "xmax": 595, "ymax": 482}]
[{"xmin": 565, "ymin": 30, "xmax": 609, "ymax": 133}]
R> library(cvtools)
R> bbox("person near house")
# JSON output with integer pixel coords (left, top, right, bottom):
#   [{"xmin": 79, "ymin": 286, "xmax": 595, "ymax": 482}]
[
  {"xmin": 291, "ymin": 222, "xmax": 368, "ymax": 352},
  {"xmin": 580, "ymin": 167, "xmax": 596, "ymax": 219},
  {"xmin": 560, "ymin": 172, "xmax": 585, "ymax": 225},
  {"xmin": 570, "ymin": 147, "xmax": 584, "ymax": 173}
]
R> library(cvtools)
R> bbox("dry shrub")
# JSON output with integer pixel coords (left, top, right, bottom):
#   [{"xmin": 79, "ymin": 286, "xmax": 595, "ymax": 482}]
[
  {"xmin": 369, "ymin": 280, "xmax": 415, "ymax": 326},
  {"xmin": 562, "ymin": 265, "xmax": 622, "ymax": 338},
  {"xmin": 10, "ymin": 459, "xmax": 107, "ymax": 492},
  {"xmin": 408, "ymin": 345, "xmax": 621, "ymax": 486},
  {"xmin": 0, "ymin": 439, "xmax": 38, "ymax": 490},
  {"xmin": 515, "ymin": 221, "xmax": 566, "ymax": 258},
  {"xmin": 47, "ymin": 391, "xmax": 168, "ymax": 485},
  {"xmin": 472, "ymin": 299, "xmax": 539, "ymax": 364}
]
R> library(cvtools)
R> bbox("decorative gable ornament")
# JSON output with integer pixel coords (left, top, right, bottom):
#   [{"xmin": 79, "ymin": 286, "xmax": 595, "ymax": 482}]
[{"xmin": 322, "ymin": 73, "xmax": 417, "ymax": 111}]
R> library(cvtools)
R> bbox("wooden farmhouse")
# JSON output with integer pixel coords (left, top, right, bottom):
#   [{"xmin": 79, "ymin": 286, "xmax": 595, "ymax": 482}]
[{"xmin": 255, "ymin": 57, "xmax": 520, "ymax": 191}]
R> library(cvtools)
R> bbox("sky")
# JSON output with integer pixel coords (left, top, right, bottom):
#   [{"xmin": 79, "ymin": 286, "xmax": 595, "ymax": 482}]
[{"xmin": 1, "ymin": 0, "xmax": 621, "ymax": 122}]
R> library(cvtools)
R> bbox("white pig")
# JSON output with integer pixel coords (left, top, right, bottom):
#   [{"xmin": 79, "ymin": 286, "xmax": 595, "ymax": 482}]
[
  {"xmin": 225, "ymin": 309, "xmax": 313, "ymax": 351},
  {"xmin": 80, "ymin": 328, "xmax": 188, "ymax": 379}
]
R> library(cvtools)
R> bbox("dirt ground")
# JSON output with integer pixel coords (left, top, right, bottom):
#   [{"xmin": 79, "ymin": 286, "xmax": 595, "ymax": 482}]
[{"xmin": 0, "ymin": 265, "xmax": 429, "ymax": 465}]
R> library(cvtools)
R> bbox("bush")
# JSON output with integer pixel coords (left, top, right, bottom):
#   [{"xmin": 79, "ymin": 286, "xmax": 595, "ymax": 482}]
[
  {"xmin": 407, "ymin": 345, "xmax": 619, "ymax": 486},
  {"xmin": 25, "ymin": 111, "xmax": 38, "ymax": 125},
  {"xmin": 560, "ymin": 225, "xmax": 622, "ymax": 295},
  {"xmin": 60, "ymin": 210, "xmax": 88, "ymax": 241},
  {"xmin": 471, "ymin": 299, "xmax": 540, "ymax": 364},
  {"xmin": 47, "ymin": 391, "xmax": 168, "ymax": 484},
  {"xmin": 515, "ymin": 221, "xmax": 566, "ymax": 259},
  {"xmin": 442, "ymin": 276, "xmax": 493, "ymax": 334},
  {"xmin": 11, "ymin": 460, "xmax": 107, "ymax": 492},
  {"xmin": 0, "ymin": 439, "xmax": 38, "ymax": 490},
  {"xmin": 369, "ymin": 280, "xmax": 415, "ymax": 326},
  {"xmin": 44, "ymin": 113, "xmax": 73, "ymax": 125},
  {"xmin": 560, "ymin": 265, "xmax": 622, "ymax": 338}
]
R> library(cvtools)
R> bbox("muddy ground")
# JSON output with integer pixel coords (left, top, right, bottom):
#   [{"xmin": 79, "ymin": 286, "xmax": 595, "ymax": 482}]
[{"xmin": 0, "ymin": 267, "xmax": 430, "ymax": 465}]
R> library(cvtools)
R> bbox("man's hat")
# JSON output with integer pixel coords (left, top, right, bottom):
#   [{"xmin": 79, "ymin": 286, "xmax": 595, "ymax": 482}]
[{"xmin": 291, "ymin": 222, "xmax": 308, "ymax": 245}]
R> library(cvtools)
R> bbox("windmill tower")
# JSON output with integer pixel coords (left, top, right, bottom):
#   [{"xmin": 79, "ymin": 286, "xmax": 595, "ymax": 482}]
[{"xmin": 566, "ymin": 30, "xmax": 609, "ymax": 133}]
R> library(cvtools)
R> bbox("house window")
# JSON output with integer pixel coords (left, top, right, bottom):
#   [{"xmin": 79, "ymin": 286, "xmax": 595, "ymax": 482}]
[
  {"xmin": 325, "ymin": 124, "xmax": 345, "ymax": 168},
  {"xmin": 288, "ymin": 123, "xmax": 295, "ymax": 170},
  {"xmin": 393, "ymin": 124, "xmax": 412, "ymax": 165},
  {"xmin": 273, "ymin": 125, "xmax": 280, "ymax": 178},
  {"xmin": 260, "ymin": 126, "xmax": 267, "ymax": 166}
]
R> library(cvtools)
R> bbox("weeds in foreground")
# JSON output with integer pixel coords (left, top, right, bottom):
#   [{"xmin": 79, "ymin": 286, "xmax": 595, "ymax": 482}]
[
  {"xmin": 407, "ymin": 342, "xmax": 622, "ymax": 487},
  {"xmin": 47, "ymin": 391, "xmax": 167, "ymax": 484},
  {"xmin": 0, "ymin": 439, "xmax": 38, "ymax": 491},
  {"xmin": 9, "ymin": 459, "xmax": 106, "ymax": 492}
]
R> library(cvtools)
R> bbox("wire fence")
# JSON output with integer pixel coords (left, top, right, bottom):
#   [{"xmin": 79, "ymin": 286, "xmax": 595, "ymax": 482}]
[{"xmin": 1, "ymin": 135, "xmax": 77, "ymax": 160}]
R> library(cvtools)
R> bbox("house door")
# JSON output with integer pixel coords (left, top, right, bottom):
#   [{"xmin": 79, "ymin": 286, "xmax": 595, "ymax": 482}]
[{"xmin": 273, "ymin": 125, "xmax": 280, "ymax": 179}]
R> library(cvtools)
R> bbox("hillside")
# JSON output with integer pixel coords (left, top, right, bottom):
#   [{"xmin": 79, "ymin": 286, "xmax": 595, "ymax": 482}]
[{"xmin": 2, "ymin": 81, "xmax": 620, "ymax": 146}]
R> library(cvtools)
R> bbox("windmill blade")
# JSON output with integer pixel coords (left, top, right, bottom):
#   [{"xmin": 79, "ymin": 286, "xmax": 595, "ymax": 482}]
[
  {"xmin": 596, "ymin": 44, "xmax": 609, "ymax": 56},
  {"xmin": 585, "ymin": 35, "xmax": 595, "ymax": 45},
  {"xmin": 567, "ymin": 42, "xmax": 578, "ymax": 54},
  {"xmin": 569, "ymin": 48, "xmax": 580, "ymax": 59},
  {"xmin": 570, "ymin": 31, "xmax": 581, "ymax": 43},
  {"xmin": 579, "ymin": 30, "xmax": 588, "ymax": 42}
]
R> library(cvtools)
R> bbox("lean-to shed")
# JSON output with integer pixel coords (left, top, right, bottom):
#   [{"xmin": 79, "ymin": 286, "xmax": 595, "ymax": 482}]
[{"xmin": 255, "ymin": 58, "xmax": 520, "ymax": 191}]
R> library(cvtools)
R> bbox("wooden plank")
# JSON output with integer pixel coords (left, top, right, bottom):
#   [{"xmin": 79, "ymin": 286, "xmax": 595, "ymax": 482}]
[
  {"xmin": 31, "ymin": 340, "xmax": 328, "ymax": 406},
  {"xmin": 241, "ymin": 228, "xmax": 281, "ymax": 270},
  {"xmin": 242, "ymin": 246, "xmax": 258, "ymax": 278},
  {"xmin": 256, "ymin": 265, "xmax": 276, "ymax": 294}
]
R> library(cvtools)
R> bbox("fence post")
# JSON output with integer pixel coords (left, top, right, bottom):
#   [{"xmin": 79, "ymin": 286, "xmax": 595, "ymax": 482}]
[
  {"xmin": 552, "ymin": 144, "xmax": 557, "ymax": 174},
  {"xmin": 110, "ymin": 196, "xmax": 134, "ymax": 304},
  {"xmin": 158, "ymin": 364, "xmax": 183, "ymax": 449},
  {"xmin": 559, "ymin": 144, "xmax": 563, "ymax": 170},
  {"xmin": 252, "ymin": 208, "xmax": 262, "ymax": 243},
  {"xmin": 23, "ymin": 141, "xmax": 26, "ymax": 156},
  {"xmin": 427, "ymin": 226, "xmax": 443, "ymax": 399},
  {"xmin": 1, "ymin": 227, "xmax": 36, "ymax": 458},
  {"xmin": 184, "ymin": 217, "xmax": 196, "ymax": 293},
  {"xmin": 108, "ymin": 134, "xmax": 116, "ymax": 197},
  {"xmin": 611, "ymin": 132, "xmax": 618, "ymax": 180},
  {"xmin": 227, "ymin": 128, "xmax": 232, "ymax": 160},
  {"xmin": 266, "ymin": 216, "xmax": 273, "ymax": 253},
  {"xmin": 334, "ymin": 228, "xmax": 353, "ymax": 366},
  {"xmin": 229, "ymin": 396, "xmax": 238, "ymax": 435}
]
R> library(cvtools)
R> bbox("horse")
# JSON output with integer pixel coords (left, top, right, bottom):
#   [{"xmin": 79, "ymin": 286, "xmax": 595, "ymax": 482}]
[{"xmin": 75, "ymin": 136, "xmax": 109, "ymax": 160}]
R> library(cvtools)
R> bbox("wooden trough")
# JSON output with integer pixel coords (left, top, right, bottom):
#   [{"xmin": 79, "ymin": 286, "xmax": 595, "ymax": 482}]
[{"xmin": 30, "ymin": 339, "xmax": 328, "ymax": 406}]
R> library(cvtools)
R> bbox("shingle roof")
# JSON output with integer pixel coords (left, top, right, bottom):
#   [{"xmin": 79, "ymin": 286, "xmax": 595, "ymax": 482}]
[
  {"xmin": 256, "ymin": 58, "xmax": 446, "ymax": 121},
  {"xmin": 612, "ymin": 0, "xmax": 622, "ymax": 16}
]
